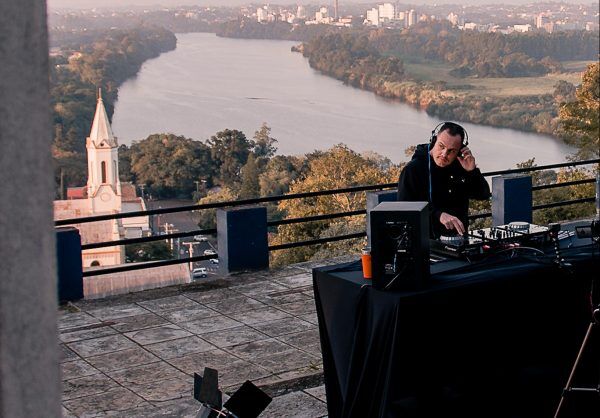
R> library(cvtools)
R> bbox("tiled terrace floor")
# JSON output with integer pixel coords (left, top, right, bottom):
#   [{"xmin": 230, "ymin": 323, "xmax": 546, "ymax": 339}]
[{"xmin": 59, "ymin": 255, "xmax": 356, "ymax": 417}]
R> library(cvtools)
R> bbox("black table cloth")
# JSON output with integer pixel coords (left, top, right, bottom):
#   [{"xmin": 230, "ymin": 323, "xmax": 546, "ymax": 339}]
[{"xmin": 313, "ymin": 242, "xmax": 599, "ymax": 418}]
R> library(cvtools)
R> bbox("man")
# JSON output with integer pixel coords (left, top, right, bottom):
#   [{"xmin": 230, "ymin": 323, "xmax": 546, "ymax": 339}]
[{"xmin": 397, "ymin": 122, "xmax": 490, "ymax": 238}]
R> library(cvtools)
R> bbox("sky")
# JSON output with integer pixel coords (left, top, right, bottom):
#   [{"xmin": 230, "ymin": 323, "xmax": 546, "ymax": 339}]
[{"xmin": 47, "ymin": 0, "xmax": 598, "ymax": 10}]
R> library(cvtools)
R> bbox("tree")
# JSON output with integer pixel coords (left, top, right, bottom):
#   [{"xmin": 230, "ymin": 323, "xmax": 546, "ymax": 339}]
[
  {"xmin": 252, "ymin": 123, "xmax": 278, "ymax": 160},
  {"xmin": 129, "ymin": 133, "xmax": 213, "ymax": 198},
  {"xmin": 270, "ymin": 144, "xmax": 400, "ymax": 266},
  {"xmin": 125, "ymin": 241, "xmax": 172, "ymax": 262},
  {"xmin": 239, "ymin": 154, "xmax": 260, "ymax": 199},
  {"xmin": 559, "ymin": 62, "xmax": 599, "ymax": 159},
  {"xmin": 195, "ymin": 187, "xmax": 238, "ymax": 229},
  {"xmin": 207, "ymin": 129, "xmax": 253, "ymax": 187}
]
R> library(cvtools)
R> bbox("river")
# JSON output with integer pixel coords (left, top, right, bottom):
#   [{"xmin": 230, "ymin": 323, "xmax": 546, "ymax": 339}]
[{"xmin": 112, "ymin": 33, "xmax": 574, "ymax": 171}]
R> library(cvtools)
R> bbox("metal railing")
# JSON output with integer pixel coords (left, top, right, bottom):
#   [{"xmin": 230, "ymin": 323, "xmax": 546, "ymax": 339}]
[{"xmin": 56, "ymin": 158, "xmax": 599, "ymax": 277}]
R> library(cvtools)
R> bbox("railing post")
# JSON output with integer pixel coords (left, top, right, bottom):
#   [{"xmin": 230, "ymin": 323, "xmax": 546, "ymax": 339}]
[
  {"xmin": 56, "ymin": 227, "xmax": 84, "ymax": 302},
  {"xmin": 596, "ymin": 171, "xmax": 600, "ymax": 219},
  {"xmin": 217, "ymin": 205, "xmax": 268, "ymax": 274},
  {"xmin": 366, "ymin": 190, "xmax": 397, "ymax": 246},
  {"xmin": 492, "ymin": 174, "xmax": 532, "ymax": 226}
]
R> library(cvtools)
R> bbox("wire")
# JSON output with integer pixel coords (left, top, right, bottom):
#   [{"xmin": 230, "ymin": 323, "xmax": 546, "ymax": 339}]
[{"xmin": 428, "ymin": 142, "xmax": 432, "ymax": 204}]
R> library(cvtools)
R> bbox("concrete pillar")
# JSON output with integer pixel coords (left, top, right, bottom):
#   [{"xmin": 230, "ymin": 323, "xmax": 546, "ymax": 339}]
[
  {"xmin": 366, "ymin": 190, "xmax": 397, "ymax": 246},
  {"xmin": 217, "ymin": 206, "xmax": 268, "ymax": 274},
  {"xmin": 492, "ymin": 175, "xmax": 532, "ymax": 226},
  {"xmin": 0, "ymin": 1, "xmax": 61, "ymax": 417}
]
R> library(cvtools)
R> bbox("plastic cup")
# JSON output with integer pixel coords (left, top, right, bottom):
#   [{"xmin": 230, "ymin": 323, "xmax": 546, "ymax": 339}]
[{"xmin": 361, "ymin": 247, "xmax": 372, "ymax": 280}]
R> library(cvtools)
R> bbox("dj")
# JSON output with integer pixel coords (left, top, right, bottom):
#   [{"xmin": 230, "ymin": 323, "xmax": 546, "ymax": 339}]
[{"xmin": 397, "ymin": 122, "xmax": 491, "ymax": 238}]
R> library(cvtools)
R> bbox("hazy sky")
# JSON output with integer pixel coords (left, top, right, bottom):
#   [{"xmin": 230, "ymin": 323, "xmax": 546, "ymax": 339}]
[{"xmin": 47, "ymin": 0, "xmax": 598, "ymax": 10}]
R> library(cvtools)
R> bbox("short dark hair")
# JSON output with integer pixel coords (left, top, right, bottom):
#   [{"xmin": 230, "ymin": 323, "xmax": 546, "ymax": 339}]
[{"xmin": 438, "ymin": 122, "xmax": 465, "ymax": 142}]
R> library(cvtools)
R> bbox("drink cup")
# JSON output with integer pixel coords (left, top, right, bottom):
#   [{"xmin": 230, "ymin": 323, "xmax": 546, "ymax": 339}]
[{"xmin": 361, "ymin": 247, "xmax": 372, "ymax": 280}]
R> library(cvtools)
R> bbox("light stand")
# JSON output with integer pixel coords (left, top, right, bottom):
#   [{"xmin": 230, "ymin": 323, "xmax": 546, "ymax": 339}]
[
  {"xmin": 554, "ymin": 223, "xmax": 600, "ymax": 417},
  {"xmin": 193, "ymin": 367, "xmax": 272, "ymax": 418}
]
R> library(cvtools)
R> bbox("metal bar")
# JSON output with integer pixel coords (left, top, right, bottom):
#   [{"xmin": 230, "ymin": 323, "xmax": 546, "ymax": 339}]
[
  {"xmin": 482, "ymin": 159, "xmax": 599, "ymax": 177},
  {"xmin": 532, "ymin": 178, "xmax": 595, "ymax": 191},
  {"xmin": 55, "ymin": 159, "xmax": 599, "ymax": 226},
  {"xmin": 532, "ymin": 197, "xmax": 595, "ymax": 211},
  {"xmin": 269, "ymin": 231, "xmax": 366, "ymax": 251},
  {"xmin": 82, "ymin": 254, "xmax": 215, "ymax": 277},
  {"xmin": 267, "ymin": 210, "xmax": 366, "ymax": 227},
  {"xmin": 55, "ymin": 185, "xmax": 394, "ymax": 226},
  {"xmin": 82, "ymin": 228, "xmax": 217, "ymax": 250},
  {"xmin": 468, "ymin": 212, "xmax": 492, "ymax": 220}
]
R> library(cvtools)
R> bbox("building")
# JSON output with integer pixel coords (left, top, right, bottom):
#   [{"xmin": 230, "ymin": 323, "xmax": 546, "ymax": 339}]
[
  {"xmin": 54, "ymin": 91, "xmax": 150, "ymax": 268},
  {"xmin": 366, "ymin": 8, "xmax": 379, "ymax": 26},
  {"xmin": 378, "ymin": 3, "xmax": 395, "ymax": 22},
  {"xmin": 407, "ymin": 9, "xmax": 416, "ymax": 27},
  {"xmin": 257, "ymin": 7, "xmax": 268, "ymax": 22},
  {"xmin": 316, "ymin": 6, "xmax": 331, "ymax": 24},
  {"xmin": 297, "ymin": 5, "xmax": 306, "ymax": 19},
  {"xmin": 513, "ymin": 23, "xmax": 532, "ymax": 32},
  {"xmin": 447, "ymin": 12, "xmax": 459, "ymax": 26}
]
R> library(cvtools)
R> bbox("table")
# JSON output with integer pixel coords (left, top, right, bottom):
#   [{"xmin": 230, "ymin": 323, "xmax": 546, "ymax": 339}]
[{"xmin": 313, "ymin": 240, "xmax": 599, "ymax": 418}]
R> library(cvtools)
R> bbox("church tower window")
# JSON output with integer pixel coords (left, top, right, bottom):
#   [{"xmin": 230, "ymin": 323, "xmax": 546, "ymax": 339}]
[{"xmin": 101, "ymin": 161, "xmax": 107, "ymax": 183}]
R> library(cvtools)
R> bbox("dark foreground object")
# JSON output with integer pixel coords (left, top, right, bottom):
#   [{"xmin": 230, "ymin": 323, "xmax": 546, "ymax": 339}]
[{"xmin": 314, "ymin": 238, "xmax": 599, "ymax": 418}]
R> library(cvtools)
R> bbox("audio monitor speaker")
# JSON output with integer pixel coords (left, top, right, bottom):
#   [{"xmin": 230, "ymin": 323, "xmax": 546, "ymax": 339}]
[{"xmin": 369, "ymin": 201, "xmax": 430, "ymax": 290}]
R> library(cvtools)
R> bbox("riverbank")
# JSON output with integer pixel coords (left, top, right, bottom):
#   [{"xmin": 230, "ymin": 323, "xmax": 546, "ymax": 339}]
[{"xmin": 296, "ymin": 39, "xmax": 588, "ymax": 138}]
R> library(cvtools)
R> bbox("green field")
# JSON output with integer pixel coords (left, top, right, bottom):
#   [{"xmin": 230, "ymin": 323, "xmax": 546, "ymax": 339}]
[{"xmin": 403, "ymin": 60, "xmax": 593, "ymax": 97}]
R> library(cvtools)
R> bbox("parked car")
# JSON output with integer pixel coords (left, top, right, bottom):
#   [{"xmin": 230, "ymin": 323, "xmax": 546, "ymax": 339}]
[
  {"xmin": 203, "ymin": 249, "xmax": 216, "ymax": 256},
  {"xmin": 194, "ymin": 235, "xmax": 207, "ymax": 242},
  {"xmin": 209, "ymin": 258, "xmax": 219, "ymax": 264},
  {"xmin": 192, "ymin": 267, "xmax": 207, "ymax": 278}
]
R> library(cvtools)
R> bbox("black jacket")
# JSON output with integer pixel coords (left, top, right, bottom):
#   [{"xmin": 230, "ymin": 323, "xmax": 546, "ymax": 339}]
[{"xmin": 397, "ymin": 144, "xmax": 491, "ymax": 238}]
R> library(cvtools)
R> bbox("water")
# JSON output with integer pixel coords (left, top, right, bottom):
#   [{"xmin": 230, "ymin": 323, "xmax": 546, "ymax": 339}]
[{"xmin": 112, "ymin": 33, "xmax": 574, "ymax": 171}]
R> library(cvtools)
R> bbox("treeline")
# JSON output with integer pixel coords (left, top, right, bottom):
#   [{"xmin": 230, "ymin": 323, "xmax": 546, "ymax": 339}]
[
  {"xmin": 368, "ymin": 21, "xmax": 598, "ymax": 78},
  {"xmin": 51, "ymin": 27, "xmax": 177, "ymax": 195},
  {"xmin": 118, "ymin": 125, "xmax": 280, "ymax": 200},
  {"xmin": 301, "ymin": 30, "xmax": 585, "ymax": 135},
  {"xmin": 216, "ymin": 18, "xmax": 336, "ymax": 42},
  {"xmin": 303, "ymin": 32, "xmax": 406, "ymax": 87}
]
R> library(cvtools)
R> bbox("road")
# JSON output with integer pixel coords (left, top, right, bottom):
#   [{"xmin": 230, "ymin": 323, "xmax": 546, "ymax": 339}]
[{"xmin": 146, "ymin": 198, "xmax": 219, "ymax": 278}]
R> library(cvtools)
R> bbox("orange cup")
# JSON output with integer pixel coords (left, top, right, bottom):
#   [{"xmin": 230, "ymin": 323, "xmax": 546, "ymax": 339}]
[{"xmin": 361, "ymin": 248, "xmax": 372, "ymax": 280}]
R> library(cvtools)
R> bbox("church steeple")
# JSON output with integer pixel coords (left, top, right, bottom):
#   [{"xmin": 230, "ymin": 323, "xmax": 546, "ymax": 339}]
[
  {"xmin": 88, "ymin": 89, "xmax": 118, "ymax": 148},
  {"xmin": 86, "ymin": 88, "xmax": 122, "ymax": 201}
]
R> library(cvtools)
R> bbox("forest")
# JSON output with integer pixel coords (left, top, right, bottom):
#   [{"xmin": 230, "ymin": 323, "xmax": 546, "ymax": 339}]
[{"xmin": 298, "ymin": 25, "xmax": 598, "ymax": 136}]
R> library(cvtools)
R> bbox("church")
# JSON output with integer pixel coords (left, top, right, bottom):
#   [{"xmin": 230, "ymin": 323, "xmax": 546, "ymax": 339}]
[{"xmin": 54, "ymin": 91, "xmax": 151, "ymax": 268}]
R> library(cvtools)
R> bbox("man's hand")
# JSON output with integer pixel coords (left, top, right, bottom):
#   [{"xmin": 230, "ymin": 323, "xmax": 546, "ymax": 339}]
[
  {"xmin": 457, "ymin": 146, "xmax": 476, "ymax": 172},
  {"xmin": 439, "ymin": 212, "xmax": 465, "ymax": 235}
]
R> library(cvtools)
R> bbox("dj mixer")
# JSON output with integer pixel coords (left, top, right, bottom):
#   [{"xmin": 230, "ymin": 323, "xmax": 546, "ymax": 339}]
[{"xmin": 430, "ymin": 222, "xmax": 552, "ymax": 259}]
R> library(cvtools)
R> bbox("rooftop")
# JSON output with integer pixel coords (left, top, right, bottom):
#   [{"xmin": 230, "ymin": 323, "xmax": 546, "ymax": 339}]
[{"xmin": 59, "ymin": 255, "xmax": 356, "ymax": 417}]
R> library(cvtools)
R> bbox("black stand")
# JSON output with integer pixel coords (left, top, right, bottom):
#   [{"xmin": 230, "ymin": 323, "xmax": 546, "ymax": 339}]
[
  {"xmin": 554, "ymin": 233, "xmax": 600, "ymax": 417},
  {"xmin": 554, "ymin": 306, "xmax": 600, "ymax": 417}
]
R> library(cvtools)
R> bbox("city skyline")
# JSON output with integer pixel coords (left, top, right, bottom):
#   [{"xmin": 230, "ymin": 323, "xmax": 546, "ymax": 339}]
[{"xmin": 47, "ymin": 0, "xmax": 600, "ymax": 10}]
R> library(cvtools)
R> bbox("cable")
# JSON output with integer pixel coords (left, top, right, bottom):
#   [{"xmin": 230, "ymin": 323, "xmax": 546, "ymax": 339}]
[{"xmin": 428, "ymin": 142, "xmax": 432, "ymax": 204}]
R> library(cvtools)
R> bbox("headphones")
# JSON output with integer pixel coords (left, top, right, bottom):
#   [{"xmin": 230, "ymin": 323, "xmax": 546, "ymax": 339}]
[{"xmin": 429, "ymin": 121, "xmax": 469, "ymax": 148}]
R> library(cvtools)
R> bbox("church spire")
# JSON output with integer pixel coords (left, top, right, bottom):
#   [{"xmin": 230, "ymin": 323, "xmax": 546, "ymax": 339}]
[{"xmin": 88, "ymin": 88, "xmax": 117, "ymax": 148}]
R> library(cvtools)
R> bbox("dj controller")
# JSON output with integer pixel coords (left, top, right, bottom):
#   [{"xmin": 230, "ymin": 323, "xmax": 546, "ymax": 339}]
[{"xmin": 431, "ymin": 222, "xmax": 554, "ymax": 260}]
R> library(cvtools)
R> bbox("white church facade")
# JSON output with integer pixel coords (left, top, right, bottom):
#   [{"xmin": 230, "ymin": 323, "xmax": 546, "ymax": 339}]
[{"xmin": 54, "ymin": 91, "xmax": 151, "ymax": 268}]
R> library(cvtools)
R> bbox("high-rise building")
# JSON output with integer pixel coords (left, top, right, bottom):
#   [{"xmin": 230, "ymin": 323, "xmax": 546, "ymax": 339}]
[
  {"xmin": 257, "ymin": 7, "xmax": 268, "ymax": 22},
  {"xmin": 379, "ymin": 3, "xmax": 395, "ymax": 21},
  {"xmin": 366, "ymin": 8, "xmax": 380, "ymax": 26},
  {"xmin": 447, "ymin": 12, "xmax": 459, "ymax": 26},
  {"xmin": 408, "ymin": 9, "xmax": 416, "ymax": 27},
  {"xmin": 297, "ymin": 5, "xmax": 306, "ymax": 19}
]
